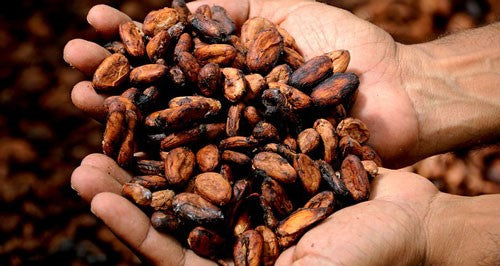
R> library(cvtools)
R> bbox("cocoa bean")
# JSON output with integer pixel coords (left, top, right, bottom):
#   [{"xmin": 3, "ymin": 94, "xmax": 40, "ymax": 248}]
[
  {"xmin": 265, "ymin": 64, "xmax": 292, "ymax": 84},
  {"xmin": 143, "ymin": 8, "xmax": 180, "ymax": 36},
  {"xmin": 173, "ymin": 32, "xmax": 192, "ymax": 60},
  {"xmin": 289, "ymin": 55, "xmax": 332, "ymax": 90},
  {"xmin": 282, "ymin": 47, "xmax": 304, "ymax": 70},
  {"xmin": 243, "ymin": 106, "xmax": 262, "ymax": 127},
  {"xmin": 252, "ymin": 152, "xmax": 297, "ymax": 184},
  {"xmin": 304, "ymin": 191, "xmax": 334, "ymax": 214},
  {"xmin": 362, "ymin": 160, "xmax": 379, "ymax": 178},
  {"xmin": 131, "ymin": 175, "xmax": 167, "ymax": 191},
  {"xmin": 361, "ymin": 145, "xmax": 382, "ymax": 166},
  {"xmin": 297, "ymin": 128, "xmax": 321, "ymax": 154},
  {"xmin": 194, "ymin": 44, "xmax": 237, "ymax": 66},
  {"xmin": 194, "ymin": 172, "xmax": 232, "ymax": 206},
  {"xmin": 276, "ymin": 207, "xmax": 329, "ymax": 248},
  {"xmin": 211, "ymin": 6, "xmax": 236, "ymax": 35},
  {"xmin": 151, "ymin": 210, "xmax": 183, "ymax": 232},
  {"xmin": 267, "ymin": 82, "xmax": 312, "ymax": 110},
  {"xmin": 311, "ymin": 73, "xmax": 359, "ymax": 107},
  {"xmin": 313, "ymin": 118, "xmax": 338, "ymax": 164},
  {"xmin": 172, "ymin": 192, "xmax": 224, "ymax": 225},
  {"xmin": 246, "ymin": 28, "xmax": 283, "ymax": 73},
  {"xmin": 227, "ymin": 103, "xmax": 245, "ymax": 137},
  {"xmin": 339, "ymin": 135, "xmax": 364, "ymax": 157},
  {"xmin": 197, "ymin": 63, "xmax": 221, "ymax": 96},
  {"xmin": 150, "ymin": 189, "xmax": 175, "ymax": 211},
  {"xmin": 326, "ymin": 50, "xmax": 350, "ymax": 73},
  {"xmin": 337, "ymin": 117, "xmax": 370, "ymax": 144},
  {"xmin": 222, "ymin": 67, "xmax": 247, "ymax": 102},
  {"xmin": 255, "ymin": 226, "xmax": 279, "ymax": 266},
  {"xmin": 219, "ymin": 136, "xmax": 259, "ymax": 150},
  {"xmin": 172, "ymin": 0, "xmax": 191, "ymax": 23},
  {"xmin": 233, "ymin": 230, "xmax": 263, "ymax": 266},
  {"xmin": 341, "ymin": 155, "xmax": 370, "ymax": 201},
  {"xmin": 317, "ymin": 160, "xmax": 349, "ymax": 198},
  {"xmin": 119, "ymin": 21, "xmax": 145, "ymax": 57},
  {"xmin": 188, "ymin": 226, "xmax": 226, "ymax": 259},
  {"xmin": 293, "ymin": 154, "xmax": 322, "ymax": 194},
  {"xmin": 240, "ymin": 17, "xmax": 274, "ymax": 50},
  {"xmin": 122, "ymin": 182, "xmax": 152, "ymax": 206},
  {"xmin": 261, "ymin": 177, "xmax": 293, "ymax": 216},
  {"xmin": 93, "ymin": 53, "xmax": 130, "ymax": 91},
  {"xmin": 222, "ymin": 150, "xmax": 251, "ymax": 166},
  {"xmin": 164, "ymin": 147, "xmax": 196, "ymax": 186},
  {"xmin": 243, "ymin": 74, "xmax": 266, "ymax": 103},
  {"xmin": 177, "ymin": 51, "xmax": 201, "ymax": 83},
  {"xmin": 252, "ymin": 121, "xmax": 279, "ymax": 143},
  {"xmin": 147, "ymin": 30, "xmax": 171, "ymax": 62},
  {"xmin": 129, "ymin": 64, "xmax": 168, "ymax": 85},
  {"xmin": 196, "ymin": 144, "xmax": 220, "ymax": 172}
]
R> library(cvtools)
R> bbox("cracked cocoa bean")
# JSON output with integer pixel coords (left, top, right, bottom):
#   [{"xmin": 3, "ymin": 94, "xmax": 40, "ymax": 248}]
[
  {"xmin": 93, "ymin": 53, "xmax": 130, "ymax": 91},
  {"xmin": 337, "ymin": 117, "xmax": 370, "ymax": 144},
  {"xmin": 233, "ymin": 230, "xmax": 263, "ymax": 266},
  {"xmin": 143, "ymin": 8, "xmax": 179, "ymax": 36}
]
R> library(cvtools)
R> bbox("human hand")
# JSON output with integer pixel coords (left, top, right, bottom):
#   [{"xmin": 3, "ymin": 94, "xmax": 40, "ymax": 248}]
[{"xmin": 72, "ymin": 153, "xmax": 500, "ymax": 265}]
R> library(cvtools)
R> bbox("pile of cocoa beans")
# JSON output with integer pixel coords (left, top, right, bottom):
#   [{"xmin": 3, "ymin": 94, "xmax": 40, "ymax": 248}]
[{"xmin": 89, "ymin": 0, "xmax": 382, "ymax": 264}]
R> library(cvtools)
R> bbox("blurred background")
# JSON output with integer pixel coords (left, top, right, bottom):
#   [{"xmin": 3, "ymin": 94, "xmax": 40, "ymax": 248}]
[{"xmin": 0, "ymin": 0, "xmax": 499, "ymax": 265}]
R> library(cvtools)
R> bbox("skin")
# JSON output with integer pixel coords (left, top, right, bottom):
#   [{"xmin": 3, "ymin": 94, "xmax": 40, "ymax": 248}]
[{"xmin": 66, "ymin": 1, "xmax": 500, "ymax": 265}]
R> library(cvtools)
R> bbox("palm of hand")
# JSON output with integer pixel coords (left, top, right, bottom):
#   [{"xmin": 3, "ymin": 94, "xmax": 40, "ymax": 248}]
[{"xmin": 67, "ymin": 0, "xmax": 430, "ymax": 265}]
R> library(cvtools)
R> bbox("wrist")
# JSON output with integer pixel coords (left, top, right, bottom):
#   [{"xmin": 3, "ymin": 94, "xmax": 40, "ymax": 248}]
[{"xmin": 424, "ymin": 193, "xmax": 500, "ymax": 265}]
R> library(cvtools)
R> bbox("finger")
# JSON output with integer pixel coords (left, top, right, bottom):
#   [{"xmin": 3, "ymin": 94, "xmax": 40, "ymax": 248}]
[
  {"xmin": 87, "ymin": 4, "xmax": 132, "ymax": 39},
  {"xmin": 90, "ymin": 192, "xmax": 214, "ymax": 265},
  {"xmin": 186, "ymin": 0, "xmax": 250, "ymax": 27},
  {"xmin": 275, "ymin": 246, "xmax": 295, "ymax": 266},
  {"xmin": 81, "ymin": 153, "xmax": 132, "ymax": 184},
  {"xmin": 71, "ymin": 164, "xmax": 123, "ymax": 202},
  {"xmin": 370, "ymin": 171, "xmax": 439, "ymax": 201},
  {"xmin": 63, "ymin": 39, "xmax": 111, "ymax": 76},
  {"xmin": 71, "ymin": 81, "xmax": 108, "ymax": 122}
]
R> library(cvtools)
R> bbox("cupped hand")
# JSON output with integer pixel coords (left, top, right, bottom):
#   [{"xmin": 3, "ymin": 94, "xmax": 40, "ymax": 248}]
[
  {"xmin": 64, "ymin": 0, "xmax": 420, "ymax": 167},
  {"xmin": 72, "ymin": 153, "xmax": 440, "ymax": 265}
]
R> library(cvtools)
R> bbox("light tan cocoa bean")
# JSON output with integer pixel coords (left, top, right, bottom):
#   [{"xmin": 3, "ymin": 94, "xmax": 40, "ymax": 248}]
[
  {"xmin": 222, "ymin": 67, "xmax": 247, "ymax": 102},
  {"xmin": 362, "ymin": 160, "xmax": 379, "ymax": 178},
  {"xmin": 243, "ymin": 74, "xmax": 266, "ymax": 103},
  {"xmin": 122, "ymin": 182, "xmax": 152, "ymax": 206},
  {"xmin": 240, "ymin": 17, "xmax": 274, "ymax": 49},
  {"xmin": 265, "ymin": 64, "xmax": 292, "ymax": 84},
  {"xmin": 297, "ymin": 128, "xmax": 321, "ymax": 154},
  {"xmin": 93, "ymin": 53, "xmax": 130, "ymax": 91},
  {"xmin": 164, "ymin": 147, "xmax": 195, "ymax": 186},
  {"xmin": 252, "ymin": 152, "xmax": 297, "ymax": 184},
  {"xmin": 326, "ymin": 49, "xmax": 350, "ymax": 73},
  {"xmin": 194, "ymin": 172, "xmax": 232, "ymax": 206},
  {"xmin": 276, "ymin": 207, "xmax": 329, "ymax": 248},
  {"xmin": 313, "ymin": 118, "xmax": 338, "ymax": 164},
  {"xmin": 337, "ymin": 117, "xmax": 370, "ymax": 144},
  {"xmin": 282, "ymin": 47, "xmax": 304, "ymax": 70},
  {"xmin": 143, "ymin": 8, "xmax": 179, "ymax": 36},
  {"xmin": 150, "ymin": 189, "xmax": 175, "ymax": 211},
  {"xmin": 276, "ymin": 25, "xmax": 298, "ymax": 50}
]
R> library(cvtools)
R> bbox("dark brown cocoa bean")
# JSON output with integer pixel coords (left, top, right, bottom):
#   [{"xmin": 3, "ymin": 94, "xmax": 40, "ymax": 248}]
[
  {"xmin": 259, "ymin": 197, "xmax": 279, "ymax": 230},
  {"xmin": 197, "ymin": 63, "xmax": 221, "ymax": 96},
  {"xmin": 104, "ymin": 41, "xmax": 126, "ymax": 54},
  {"xmin": 173, "ymin": 32, "xmax": 192, "ymax": 60},
  {"xmin": 151, "ymin": 210, "xmax": 183, "ymax": 232},
  {"xmin": 190, "ymin": 13, "xmax": 229, "ymax": 43},
  {"xmin": 222, "ymin": 150, "xmax": 251, "ymax": 165},
  {"xmin": 289, "ymin": 55, "xmax": 332, "ymax": 90},
  {"xmin": 211, "ymin": 5, "xmax": 236, "ymax": 35},
  {"xmin": 177, "ymin": 51, "xmax": 201, "ymax": 83},
  {"xmin": 252, "ymin": 121, "xmax": 279, "ymax": 142},
  {"xmin": 246, "ymin": 28, "xmax": 283, "ymax": 73},
  {"xmin": 172, "ymin": 192, "xmax": 224, "ymax": 224},
  {"xmin": 261, "ymin": 177, "xmax": 293, "ymax": 216},
  {"xmin": 172, "ymin": 0, "xmax": 191, "ymax": 23},
  {"xmin": 311, "ymin": 73, "xmax": 359, "ymax": 107},
  {"xmin": 317, "ymin": 160, "xmax": 349, "ymax": 198},
  {"xmin": 188, "ymin": 226, "xmax": 226, "ymax": 259}
]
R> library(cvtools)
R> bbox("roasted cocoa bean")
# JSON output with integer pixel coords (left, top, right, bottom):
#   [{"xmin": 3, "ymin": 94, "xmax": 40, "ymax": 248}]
[
  {"xmin": 246, "ymin": 28, "xmax": 283, "ymax": 73},
  {"xmin": 194, "ymin": 172, "xmax": 232, "ymax": 206},
  {"xmin": 129, "ymin": 64, "xmax": 168, "ymax": 85},
  {"xmin": 197, "ymin": 63, "xmax": 221, "ymax": 96},
  {"xmin": 222, "ymin": 67, "xmax": 247, "ymax": 102},
  {"xmin": 122, "ymin": 182, "xmax": 152, "ymax": 206},
  {"xmin": 252, "ymin": 121, "xmax": 279, "ymax": 142},
  {"xmin": 119, "ymin": 21, "xmax": 145, "ymax": 57},
  {"xmin": 222, "ymin": 150, "xmax": 252, "ymax": 165},
  {"xmin": 93, "ymin": 53, "xmax": 130, "ymax": 91},
  {"xmin": 233, "ymin": 230, "xmax": 263, "ymax": 266},
  {"xmin": 282, "ymin": 47, "xmax": 304, "ymax": 70},
  {"xmin": 147, "ymin": 30, "xmax": 171, "ymax": 62},
  {"xmin": 326, "ymin": 50, "xmax": 350, "ymax": 73},
  {"xmin": 337, "ymin": 117, "xmax": 370, "ymax": 144},
  {"xmin": 297, "ymin": 128, "xmax": 321, "ymax": 154},
  {"xmin": 266, "ymin": 64, "xmax": 292, "ymax": 84},
  {"xmin": 132, "ymin": 175, "xmax": 167, "ymax": 191},
  {"xmin": 289, "ymin": 55, "xmax": 332, "ymax": 90},
  {"xmin": 243, "ymin": 74, "xmax": 266, "ymax": 103},
  {"xmin": 243, "ymin": 106, "xmax": 262, "ymax": 127},
  {"xmin": 304, "ymin": 191, "xmax": 334, "ymax": 214},
  {"xmin": 151, "ymin": 210, "xmax": 183, "ymax": 232},
  {"xmin": 267, "ymin": 82, "xmax": 312, "ymax": 110},
  {"xmin": 219, "ymin": 136, "xmax": 259, "ymax": 150},
  {"xmin": 317, "ymin": 160, "xmax": 349, "ymax": 198},
  {"xmin": 314, "ymin": 119, "xmax": 338, "ymax": 164},
  {"xmin": 261, "ymin": 177, "xmax": 293, "ymax": 216},
  {"xmin": 177, "ymin": 51, "xmax": 201, "ymax": 83},
  {"xmin": 143, "ymin": 8, "xmax": 180, "ymax": 36},
  {"xmin": 293, "ymin": 154, "xmax": 322, "ymax": 194},
  {"xmin": 341, "ymin": 155, "xmax": 370, "ymax": 201},
  {"xmin": 311, "ymin": 73, "xmax": 359, "ymax": 107},
  {"xmin": 227, "ymin": 103, "xmax": 245, "ymax": 137},
  {"xmin": 194, "ymin": 44, "xmax": 237, "ymax": 66},
  {"xmin": 172, "ymin": 192, "xmax": 224, "ymax": 225},
  {"xmin": 196, "ymin": 144, "xmax": 220, "ymax": 172},
  {"xmin": 252, "ymin": 152, "xmax": 297, "ymax": 184},
  {"xmin": 164, "ymin": 147, "xmax": 196, "ymax": 186},
  {"xmin": 276, "ymin": 207, "xmax": 329, "ymax": 248},
  {"xmin": 174, "ymin": 32, "xmax": 192, "ymax": 60},
  {"xmin": 150, "ymin": 189, "xmax": 175, "ymax": 211},
  {"xmin": 255, "ymin": 226, "xmax": 279, "ymax": 266},
  {"xmin": 188, "ymin": 226, "xmax": 226, "ymax": 259}
]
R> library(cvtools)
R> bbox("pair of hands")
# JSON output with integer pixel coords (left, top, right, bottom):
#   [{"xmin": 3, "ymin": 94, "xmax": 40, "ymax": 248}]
[{"xmin": 66, "ymin": 0, "xmax": 451, "ymax": 264}]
